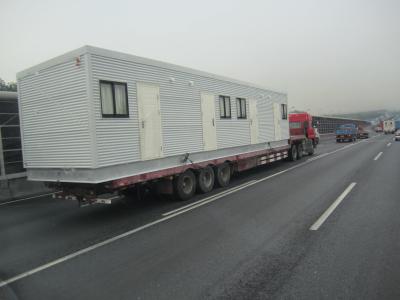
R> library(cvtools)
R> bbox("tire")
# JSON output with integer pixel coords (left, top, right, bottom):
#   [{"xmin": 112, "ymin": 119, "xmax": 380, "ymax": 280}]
[
  {"xmin": 173, "ymin": 169, "xmax": 196, "ymax": 201},
  {"xmin": 297, "ymin": 144, "xmax": 303, "ymax": 159},
  {"xmin": 336, "ymin": 139, "xmax": 340, "ymax": 143},
  {"xmin": 308, "ymin": 145, "xmax": 315, "ymax": 156},
  {"xmin": 289, "ymin": 144, "xmax": 298, "ymax": 161},
  {"xmin": 196, "ymin": 166, "xmax": 215, "ymax": 194},
  {"xmin": 214, "ymin": 163, "xmax": 231, "ymax": 187}
]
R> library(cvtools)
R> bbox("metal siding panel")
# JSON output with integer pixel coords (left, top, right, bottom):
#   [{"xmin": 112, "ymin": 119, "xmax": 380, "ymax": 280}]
[
  {"xmin": 91, "ymin": 53, "xmax": 288, "ymax": 168},
  {"xmin": 18, "ymin": 56, "xmax": 92, "ymax": 168}
]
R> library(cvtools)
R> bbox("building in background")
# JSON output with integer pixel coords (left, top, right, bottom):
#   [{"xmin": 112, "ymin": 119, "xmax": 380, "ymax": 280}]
[
  {"xmin": 312, "ymin": 116, "xmax": 370, "ymax": 134},
  {"xmin": 0, "ymin": 91, "xmax": 48, "ymax": 201},
  {"xmin": 0, "ymin": 91, "xmax": 25, "ymax": 180}
]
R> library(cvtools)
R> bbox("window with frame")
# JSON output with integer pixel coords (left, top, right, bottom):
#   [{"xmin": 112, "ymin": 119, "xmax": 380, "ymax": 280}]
[
  {"xmin": 219, "ymin": 96, "xmax": 231, "ymax": 118},
  {"xmin": 281, "ymin": 104, "xmax": 288, "ymax": 120},
  {"xmin": 100, "ymin": 81, "xmax": 129, "ymax": 118},
  {"xmin": 236, "ymin": 98, "xmax": 247, "ymax": 119}
]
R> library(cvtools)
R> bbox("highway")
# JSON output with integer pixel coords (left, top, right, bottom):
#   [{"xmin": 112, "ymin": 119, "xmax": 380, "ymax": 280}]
[{"xmin": 1, "ymin": 133, "xmax": 399, "ymax": 300}]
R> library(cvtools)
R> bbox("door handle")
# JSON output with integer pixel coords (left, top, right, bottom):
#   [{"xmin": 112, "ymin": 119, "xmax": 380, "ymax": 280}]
[
  {"xmin": 212, "ymin": 118, "xmax": 215, "ymax": 127},
  {"xmin": 141, "ymin": 120, "xmax": 145, "ymax": 128}
]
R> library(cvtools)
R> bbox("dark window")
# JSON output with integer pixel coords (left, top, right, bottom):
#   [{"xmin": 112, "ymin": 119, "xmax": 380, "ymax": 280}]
[
  {"xmin": 100, "ymin": 81, "xmax": 129, "ymax": 118},
  {"xmin": 236, "ymin": 98, "xmax": 247, "ymax": 119},
  {"xmin": 281, "ymin": 104, "xmax": 287, "ymax": 120},
  {"xmin": 219, "ymin": 96, "xmax": 231, "ymax": 118}
]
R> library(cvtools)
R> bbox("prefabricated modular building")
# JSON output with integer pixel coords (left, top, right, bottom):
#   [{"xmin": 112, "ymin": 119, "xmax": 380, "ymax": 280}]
[{"xmin": 17, "ymin": 46, "xmax": 289, "ymax": 187}]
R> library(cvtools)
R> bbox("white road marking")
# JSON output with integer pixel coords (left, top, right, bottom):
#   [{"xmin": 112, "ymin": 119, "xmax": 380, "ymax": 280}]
[
  {"xmin": 0, "ymin": 212, "xmax": 181, "ymax": 288},
  {"xmin": 310, "ymin": 182, "xmax": 357, "ymax": 231},
  {"xmin": 164, "ymin": 140, "xmax": 368, "ymax": 216},
  {"xmin": 0, "ymin": 138, "xmax": 375, "ymax": 288},
  {"xmin": 373, "ymin": 152, "xmax": 383, "ymax": 161},
  {"xmin": 0, "ymin": 192, "xmax": 60, "ymax": 207},
  {"xmin": 387, "ymin": 142, "xmax": 391, "ymax": 147}
]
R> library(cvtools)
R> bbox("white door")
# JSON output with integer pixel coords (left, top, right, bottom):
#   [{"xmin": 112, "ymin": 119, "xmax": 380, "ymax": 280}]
[
  {"xmin": 201, "ymin": 92, "xmax": 217, "ymax": 151},
  {"xmin": 137, "ymin": 83, "xmax": 163, "ymax": 160},
  {"xmin": 249, "ymin": 99, "xmax": 259, "ymax": 144},
  {"xmin": 273, "ymin": 103, "xmax": 282, "ymax": 140}
]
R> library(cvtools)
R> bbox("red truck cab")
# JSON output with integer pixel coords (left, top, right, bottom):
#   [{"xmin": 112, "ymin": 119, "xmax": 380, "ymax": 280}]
[{"xmin": 289, "ymin": 112, "xmax": 318, "ymax": 146}]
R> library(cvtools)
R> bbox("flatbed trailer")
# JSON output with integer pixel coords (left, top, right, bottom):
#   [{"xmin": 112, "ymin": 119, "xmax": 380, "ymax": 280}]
[
  {"xmin": 53, "ymin": 144, "xmax": 294, "ymax": 205},
  {"xmin": 53, "ymin": 134, "xmax": 313, "ymax": 206}
]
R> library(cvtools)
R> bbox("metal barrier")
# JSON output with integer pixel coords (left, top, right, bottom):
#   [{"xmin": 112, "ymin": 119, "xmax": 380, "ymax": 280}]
[{"xmin": 0, "ymin": 91, "xmax": 25, "ymax": 181}]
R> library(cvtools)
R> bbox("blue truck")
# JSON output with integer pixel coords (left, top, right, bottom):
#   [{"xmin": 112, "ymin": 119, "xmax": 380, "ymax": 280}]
[
  {"xmin": 336, "ymin": 124, "xmax": 358, "ymax": 142},
  {"xmin": 395, "ymin": 120, "xmax": 400, "ymax": 131}
]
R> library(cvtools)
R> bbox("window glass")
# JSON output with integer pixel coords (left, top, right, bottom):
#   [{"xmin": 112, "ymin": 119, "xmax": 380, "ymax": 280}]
[
  {"xmin": 289, "ymin": 122, "xmax": 301, "ymax": 129},
  {"xmin": 219, "ymin": 97, "xmax": 225, "ymax": 117},
  {"xmin": 114, "ymin": 84, "xmax": 127, "ymax": 115},
  {"xmin": 100, "ymin": 82, "xmax": 114, "ymax": 115},
  {"xmin": 225, "ymin": 97, "xmax": 231, "ymax": 118},
  {"xmin": 236, "ymin": 98, "xmax": 246, "ymax": 118},
  {"xmin": 281, "ymin": 104, "xmax": 287, "ymax": 120},
  {"xmin": 219, "ymin": 96, "xmax": 231, "ymax": 118},
  {"xmin": 241, "ymin": 99, "xmax": 246, "ymax": 118}
]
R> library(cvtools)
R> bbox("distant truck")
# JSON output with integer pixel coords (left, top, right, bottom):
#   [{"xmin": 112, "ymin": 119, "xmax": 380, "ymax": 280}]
[
  {"xmin": 357, "ymin": 126, "xmax": 369, "ymax": 139},
  {"xmin": 395, "ymin": 120, "xmax": 400, "ymax": 131},
  {"xmin": 288, "ymin": 112, "xmax": 319, "ymax": 147},
  {"xmin": 336, "ymin": 124, "xmax": 358, "ymax": 142},
  {"xmin": 383, "ymin": 119, "xmax": 395, "ymax": 134}
]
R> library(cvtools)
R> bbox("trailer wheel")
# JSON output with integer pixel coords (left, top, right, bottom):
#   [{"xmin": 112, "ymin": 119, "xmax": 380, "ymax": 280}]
[
  {"xmin": 308, "ymin": 145, "xmax": 315, "ymax": 156},
  {"xmin": 297, "ymin": 144, "xmax": 303, "ymax": 159},
  {"xmin": 215, "ymin": 163, "xmax": 231, "ymax": 187},
  {"xmin": 174, "ymin": 169, "xmax": 196, "ymax": 201},
  {"xmin": 197, "ymin": 166, "xmax": 215, "ymax": 194},
  {"xmin": 288, "ymin": 145, "xmax": 298, "ymax": 161}
]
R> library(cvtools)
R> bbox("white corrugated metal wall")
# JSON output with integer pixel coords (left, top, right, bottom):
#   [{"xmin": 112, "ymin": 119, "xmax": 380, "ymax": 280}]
[
  {"xmin": 18, "ymin": 55, "xmax": 93, "ymax": 168},
  {"xmin": 90, "ymin": 51, "xmax": 288, "ymax": 168}
]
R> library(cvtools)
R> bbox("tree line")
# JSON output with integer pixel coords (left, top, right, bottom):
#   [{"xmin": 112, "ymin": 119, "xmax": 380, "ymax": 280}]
[{"xmin": 0, "ymin": 78, "xmax": 17, "ymax": 92}]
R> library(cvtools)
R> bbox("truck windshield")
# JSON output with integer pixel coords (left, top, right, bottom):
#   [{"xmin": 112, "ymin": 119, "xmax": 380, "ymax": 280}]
[{"xmin": 289, "ymin": 122, "xmax": 302, "ymax": 129}]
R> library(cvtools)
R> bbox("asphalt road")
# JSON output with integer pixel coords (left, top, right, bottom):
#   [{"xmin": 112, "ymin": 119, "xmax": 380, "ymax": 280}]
[{"xmin": 1, "ymin": 133, "xmax": 399, "ymax": 299}]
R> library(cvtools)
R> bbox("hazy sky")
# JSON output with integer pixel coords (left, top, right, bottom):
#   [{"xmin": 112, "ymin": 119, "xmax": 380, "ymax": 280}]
[{"xmin": 1, "ymin": 0, "xmax": 399, "ymax": 114}]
